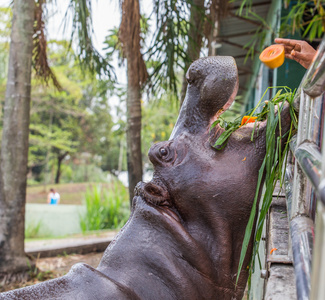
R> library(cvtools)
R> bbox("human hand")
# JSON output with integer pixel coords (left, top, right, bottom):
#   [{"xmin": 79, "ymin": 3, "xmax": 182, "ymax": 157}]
[{"xmin": 274, "ymin": 38, "xmax": 317, "ymax": 69}]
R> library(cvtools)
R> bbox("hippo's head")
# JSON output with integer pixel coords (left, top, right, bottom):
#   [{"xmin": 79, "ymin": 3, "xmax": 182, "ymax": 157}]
[
  {"xmin": 132, "ymin": 57, "xmax": 291, "ymax": 298},
  {"xmin": 1, "ymin": 57, "xmax": 292, "ymax": 300}
]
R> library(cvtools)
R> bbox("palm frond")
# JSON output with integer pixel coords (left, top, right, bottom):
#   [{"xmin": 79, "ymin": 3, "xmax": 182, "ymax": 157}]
[
  {"xmin": 33, "ymin": 0, "xmax": 62, "ymax": 90},
  {"xmin": 147, "ymin": 0, "xmax": 190, "ymax": 96},
  {"xmin": 64, "ymin": 0, "xmax": 115, "ymax": 79}
]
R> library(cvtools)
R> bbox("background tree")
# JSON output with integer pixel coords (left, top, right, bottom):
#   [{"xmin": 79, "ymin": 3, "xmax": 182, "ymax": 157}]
[
  {"xmin": 29, "ymin": 40, "xmax": 115, "ymax": 184},
  {"xmin": 119, "ymin": 0, "xmax": 148, "ymax": 203},
  {"xmin": 0, "ymin": 0, "xmax": 35, "ymax": 278},
  {"xmin": 0, "ymin": 0, "xmax": 114, "ymax": 279}
]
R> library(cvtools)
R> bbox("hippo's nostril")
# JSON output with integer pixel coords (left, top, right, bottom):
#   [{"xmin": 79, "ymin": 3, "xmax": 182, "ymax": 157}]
[
  {"xmin": 143, "ymin": 182, "xmax": 170, "ymax": 206},
  {"xmin": 145, "ymin": 183, "xmax": 166, "ymax": 198}
]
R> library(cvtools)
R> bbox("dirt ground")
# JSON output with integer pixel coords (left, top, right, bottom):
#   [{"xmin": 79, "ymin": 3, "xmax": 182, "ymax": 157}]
[
  {"xmin": 0, "ymin": 252, "xmax": 103, "ymax": 293},
  {"xmin": 1, "ymin": 252, "xmax": 249, "ymax": 299}
]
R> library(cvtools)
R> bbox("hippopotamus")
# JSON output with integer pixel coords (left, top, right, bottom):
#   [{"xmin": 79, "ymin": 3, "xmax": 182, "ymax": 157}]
[{"xmin": 0, "ymin": 56, "xmax": 291, "ymax": 300}]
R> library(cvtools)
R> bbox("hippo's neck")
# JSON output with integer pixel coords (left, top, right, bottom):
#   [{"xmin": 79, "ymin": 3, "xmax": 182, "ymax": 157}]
[{"xmin": 97, "ymin": 197, "xmax": 247, "ymax": 299}]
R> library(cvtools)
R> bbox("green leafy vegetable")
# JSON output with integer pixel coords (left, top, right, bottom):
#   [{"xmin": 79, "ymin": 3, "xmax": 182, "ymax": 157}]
[{"xmin": 211, "ymin": 87, "xmax": 297, "ymax": 295}]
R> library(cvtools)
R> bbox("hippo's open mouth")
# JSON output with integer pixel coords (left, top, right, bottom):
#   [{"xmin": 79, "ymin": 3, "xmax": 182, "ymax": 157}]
[
  {"xmin": 134, "ymin": 181, "xmax": 181, "ymax": 223},
  {"xmin": 235, "ymin": 101, "xmax": 284, "ymax": 133}
]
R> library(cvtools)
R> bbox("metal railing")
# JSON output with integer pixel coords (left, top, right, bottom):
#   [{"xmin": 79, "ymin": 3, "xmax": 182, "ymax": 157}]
[{"xmin": 284, "ymin": 35, "xmax": 325, "ymax": 300}]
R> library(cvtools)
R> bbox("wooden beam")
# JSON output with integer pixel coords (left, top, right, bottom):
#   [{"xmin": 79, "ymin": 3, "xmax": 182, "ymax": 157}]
[
  {"xmin": 219, "ymin": 38, "xmax": 259, "ymax": 55},
  {"xmin": 229, "ymin": 11, "xmax": 263, "ymax": 27},
  {"xmin": 218, "ymin": 30, "xmax": 256, "ymax": 39},
  {"xmin": 230, "ymin": 1, "xmax": 271, "ymax": 11}
]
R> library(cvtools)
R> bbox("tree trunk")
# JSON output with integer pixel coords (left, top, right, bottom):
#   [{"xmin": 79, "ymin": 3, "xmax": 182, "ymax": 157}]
[
  {"xmin": 180, "ymin": 0, "xmax": 205, "ymax": 107},
  {"xmin": 206, "ymin": 1, "xmax": 219, "ymax": 56},
  {"xmin": 55, "ymin": 152, "xmax": 68, "ymax": 184},
  {"xmin": 55, "ymin": 158, "xmax": 61, "ymax": 184},
  {"xmin": 126, "ymin": 81, "xmax": 143, "ymax": 204},
  {"xmin": 0, "ymin": 0, "xmax": 35, "ymax": 278},
  {"xmin": 119, "ymin": 0, "xmax": 147, "ymax": 204}
]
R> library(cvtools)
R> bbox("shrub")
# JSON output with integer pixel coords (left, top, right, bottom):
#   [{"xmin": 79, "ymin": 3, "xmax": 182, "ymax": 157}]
[
  {"xmin": 80, "ymin": 180, "xmax": 130, "ymax": 232},
  {"xmin": 25, "ymin": 220, "xmax": 43, "ymax": 238}
]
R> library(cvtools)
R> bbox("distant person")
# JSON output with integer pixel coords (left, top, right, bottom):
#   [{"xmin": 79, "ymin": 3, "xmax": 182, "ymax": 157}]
[
  {"xmin": 47, "ymin": 188, "xmax": 60, "ymax": 205},
  {"xmin": 275, "ymin": 38, "xmax": 317, "ymax": 69}
]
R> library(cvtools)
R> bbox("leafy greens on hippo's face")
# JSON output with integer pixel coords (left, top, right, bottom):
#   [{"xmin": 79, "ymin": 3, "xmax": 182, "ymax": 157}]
[{"xmin": 210, "ymin": 87, "xmax": 297, "ymax": 293}]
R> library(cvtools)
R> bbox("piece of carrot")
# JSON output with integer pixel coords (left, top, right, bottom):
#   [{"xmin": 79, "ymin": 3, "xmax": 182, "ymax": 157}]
[
  {"xmin": 270, "ymin": 248, "xmax": 277, "ymax": 254},
  {"xmin": 241, "ymin": 116, "xmax": 257, "ymax": 126}
]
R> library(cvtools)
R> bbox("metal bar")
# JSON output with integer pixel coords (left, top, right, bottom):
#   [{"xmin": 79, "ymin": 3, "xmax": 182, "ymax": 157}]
[
  {"xmin": 308, "ymin": 97, "xmax": 314, "ymax": 141},
  {"xmin": 310, "ymin": 202, "xmax": 325, "ymax": 300},
  {"xmin": 285, "ymin": 36, "xmax": 325, "ymax": 300},
  {"xmin": 310, "ymin": 95, "xmax": 324, "ymax": 147},
  {"xmin": 297, "ymin": 92, "xmax": 312, "ymax": 146},
  {"xmin": 302, "ymin": 40, "xmax": 325, "ymax": 98},
  {"xmin": 291, "ymin": 92, "xmax": 313, "ymax": 219},
  {"xmin": 294, "ymin": 142, "xmax": 322, "ymax": 201},
  {"xmin": 285, "ymin": 163, "xmax": 294, "ymax": 222},
  {"xmin": 290, "ymin": 216, "xmax": 314, "ymax": 300},
  {"xmin": 310, "ymin": 76, "xmax": 325, "ymax": 299}
]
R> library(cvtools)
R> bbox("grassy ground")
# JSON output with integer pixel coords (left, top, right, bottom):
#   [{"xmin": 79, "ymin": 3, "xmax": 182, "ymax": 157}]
[{"xmin": 26, "ymin": 182, "xmax": 112, "ymax": 205}]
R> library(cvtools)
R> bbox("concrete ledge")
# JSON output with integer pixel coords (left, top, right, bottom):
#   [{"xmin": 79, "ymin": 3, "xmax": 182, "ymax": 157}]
[
  {"xmin": 25, "ymin": 231, "xmax": 117, "ymax": 258},
  {"xmin": 27, "ymin": 241, "xmax": 111, "ymax": 258},
  {"xmin": 265, "ymin": 264, "xmax": 297, "ymax": 300}
]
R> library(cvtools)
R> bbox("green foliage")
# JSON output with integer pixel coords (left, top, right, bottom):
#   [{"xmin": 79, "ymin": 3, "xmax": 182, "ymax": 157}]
[
  {"xmin": 0, "ymin": 7, "xmax": 11, "ymax": 87},
  {"xmin": 212, "ymin": 87, "xmax": 297, "ymax": 292},
  {"xmin": 80, "ymin": 181, "xmax": 130, "ymax": 232},
  {"xmin": 103, "ymin": 27, "xmax": 124, "ymax": 66},
  {"xmin": 281, "ymin": 1, "xmax": 325, "ymax": 42},
  {"xmin": 214, "ymin": 87, "xmax": 297, "ymax": 294},
  {"xmin": 148, "ymin": 0, "xmax": 190, "ymax": 95},
  {"xmin": 64, "ymin": 0, "xmax": 115, "ymax": 79},
  {"xmin": 232, "ymin": 0, "xmax": 324, "ymax": 61},
  {"xmin": 60, "ymin": 163, "xmax": 109, "ymax": 183},
  {"xmin": 25, "ymin": 220, "xmax": 43, "ymax": 239},
  {"xmin": 28, "ymin": 39, "xmax": 117, "ymax": 184},
  {"xmin": 229, "ymin": 0, "xmax": 271, "ymax": 60},
  {"xmin": 141, "ymin": 97, "xmax": 178, "ymax": 165}
]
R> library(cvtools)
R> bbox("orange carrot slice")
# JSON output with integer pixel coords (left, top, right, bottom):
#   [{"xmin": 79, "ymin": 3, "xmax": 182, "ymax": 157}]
[
  {"xmin": 270, "ymin": 248, "xmax": 278, "ymax": 254},
  {"xmin": 259, "ymin": 45, "xmax": 285, "ymax": 69},
  {"xmin": 241, "ymin": 116, "xmax": 257, "ymax": 126}
]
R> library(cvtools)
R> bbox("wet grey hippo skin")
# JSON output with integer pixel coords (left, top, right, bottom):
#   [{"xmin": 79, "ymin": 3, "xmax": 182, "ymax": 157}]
[{"xmin": 0, "ymin": 57, "xmax": 291, "ymax": 300}]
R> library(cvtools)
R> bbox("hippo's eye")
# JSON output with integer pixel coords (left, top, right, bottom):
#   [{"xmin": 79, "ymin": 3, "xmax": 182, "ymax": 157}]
[{"xmin": 159, "ymin": 147, "xmax": 168, "ymax": 156}]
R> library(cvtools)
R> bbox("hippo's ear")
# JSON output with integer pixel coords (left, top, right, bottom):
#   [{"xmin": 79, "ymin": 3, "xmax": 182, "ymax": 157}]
[{"xmin": 170, "ymin": 56, "xmax": 239, "ymax": 139}]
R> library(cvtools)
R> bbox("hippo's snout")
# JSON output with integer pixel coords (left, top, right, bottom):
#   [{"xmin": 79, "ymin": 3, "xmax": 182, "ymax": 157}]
[
  {"xmin": 135, "ymin": 181, "xmax": 170, "ymax": 206},
  {"xmin": 144, "ymin": 182, "xmax": 170, "ymax": 205}
]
